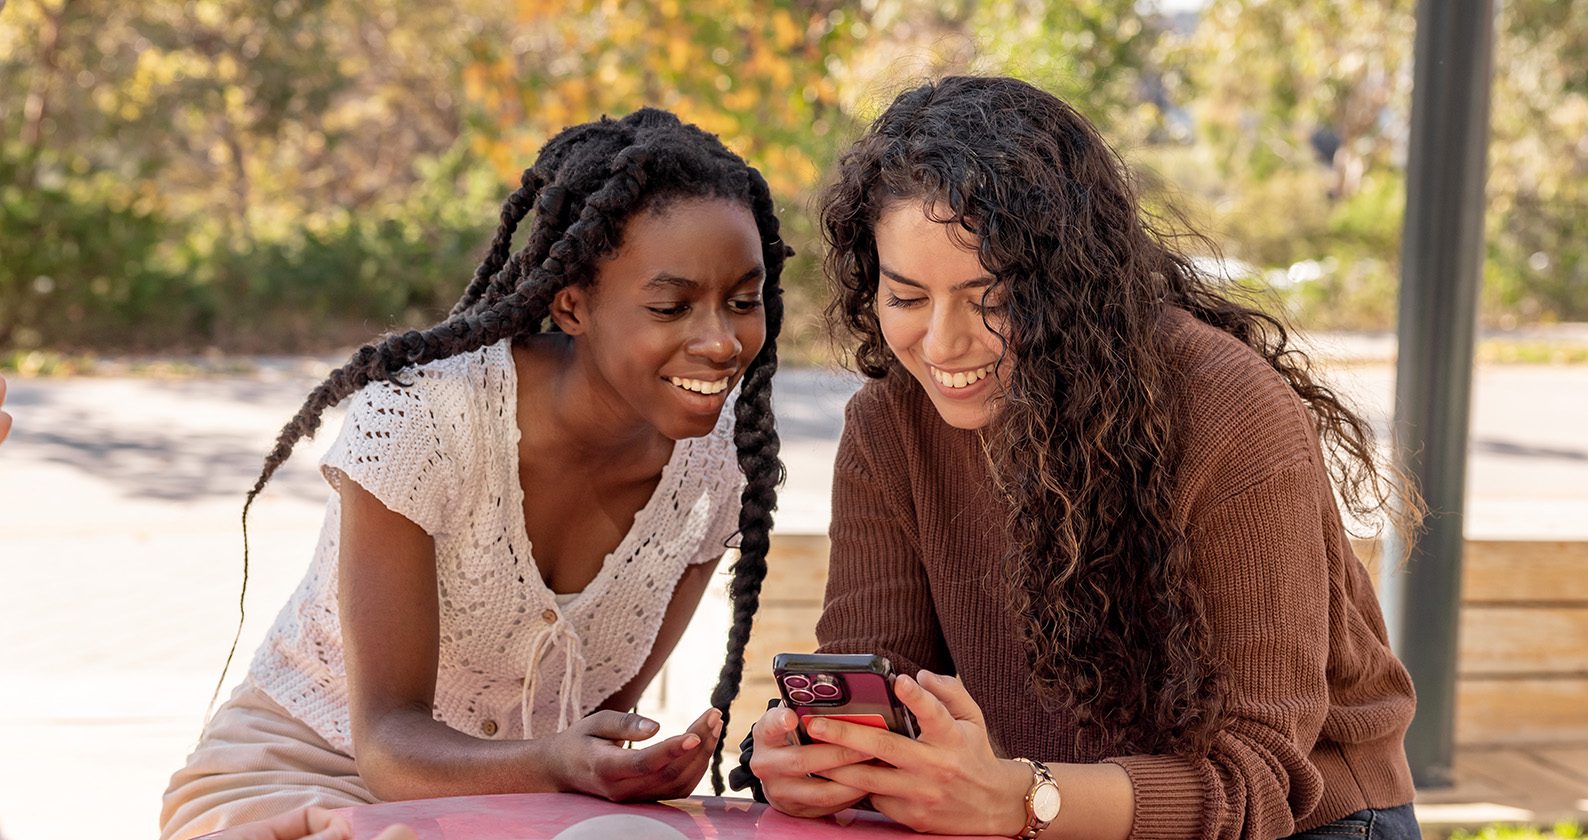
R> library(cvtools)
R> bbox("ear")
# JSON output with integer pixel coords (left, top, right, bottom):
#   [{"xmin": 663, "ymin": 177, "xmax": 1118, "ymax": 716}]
[{"xmin": 549, "ymin": 285, "xmax": 592, "ymax": 335}]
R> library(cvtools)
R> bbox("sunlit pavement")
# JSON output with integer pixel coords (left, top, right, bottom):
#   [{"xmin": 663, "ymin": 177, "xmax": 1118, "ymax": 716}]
[{"xmin": 1, "ymin": 354, "xmax": 1585, "ymax": 839}]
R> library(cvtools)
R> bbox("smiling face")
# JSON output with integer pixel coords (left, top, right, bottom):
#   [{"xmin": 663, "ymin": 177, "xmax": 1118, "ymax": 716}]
[
  {"xmin": 873, "ymin": 200, "xmax": 1008, "ymax": 430},
  {"xmin": 553, "ymin": 197, "xmax": 767, "ymax": 441}
]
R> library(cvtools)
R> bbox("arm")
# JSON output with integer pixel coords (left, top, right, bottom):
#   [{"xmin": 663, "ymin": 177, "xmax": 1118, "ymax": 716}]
[
  {"xmin": 338, "ymin": 479, "xmax": 718, "ymax": 802},
  {"xmin": 338, "ymin": 476, "xmax": 560, "ymax": 799},
  {"xmin": 815, "ymin": 398, "xmax": 953, "ymax": 675},
  {"xmin": 753, "ymin": 394, "xmax": 953, "ymax": 816},
  {"xmin": 810, "ymin": 460, "xmax": 1338, "ymax": 840},
  {"xmin": 1102, "ymin": 459, "xmax": 1334, "ymax": 840}
]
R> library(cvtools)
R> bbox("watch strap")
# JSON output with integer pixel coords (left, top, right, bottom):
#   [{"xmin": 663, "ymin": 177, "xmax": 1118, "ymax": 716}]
[{"xmin": 1012, "ymin": 757, "xmax": 1060, "ymax": 839}]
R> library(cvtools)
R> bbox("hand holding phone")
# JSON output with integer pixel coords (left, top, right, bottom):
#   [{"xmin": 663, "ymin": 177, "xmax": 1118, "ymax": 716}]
[{"xmin": 772, "ymin": 653, "xmax": 918, "ymax": 744}]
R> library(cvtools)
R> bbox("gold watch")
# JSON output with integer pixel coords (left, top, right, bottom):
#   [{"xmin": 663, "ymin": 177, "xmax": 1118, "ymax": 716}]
[{"xmin": 1012, "ymin": 757, "xmax": 1061, "ymax": 839}]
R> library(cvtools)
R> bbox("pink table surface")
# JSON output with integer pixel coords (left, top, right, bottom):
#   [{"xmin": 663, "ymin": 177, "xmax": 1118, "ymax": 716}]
[{"xmin": 336, "ymin": 793, "xmax": 998, "ymax": 839}]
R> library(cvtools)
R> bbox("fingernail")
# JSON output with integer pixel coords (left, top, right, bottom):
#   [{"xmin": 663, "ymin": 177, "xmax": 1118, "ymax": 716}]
[
  {"xmin": 640, "ymin": 719, "xmax": 659, "ymax": 734},
  {"xmin": 683, "ymin": 734, "xmax": 701, "ymax": 750},
  {"xmin": 807, "ymin": 719, "xmax": 827, "ymax": 736}
]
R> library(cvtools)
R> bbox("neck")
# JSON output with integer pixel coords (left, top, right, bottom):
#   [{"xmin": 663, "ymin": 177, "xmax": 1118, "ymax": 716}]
[{"xmin": 514, "ymin": 336, "xmax": 670, "ymax": 473}]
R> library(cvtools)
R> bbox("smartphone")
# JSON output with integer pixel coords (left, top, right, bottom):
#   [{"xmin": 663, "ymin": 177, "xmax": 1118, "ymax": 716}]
[{"xmin": 772, "ymin": 652, "xmax": 918, "ymax": 744}]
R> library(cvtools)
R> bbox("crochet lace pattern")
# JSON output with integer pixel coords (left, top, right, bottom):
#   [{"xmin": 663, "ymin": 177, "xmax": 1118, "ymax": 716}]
[{"xmin": 247, "ymin": 340, "xmax": 744, "ymax": 754}]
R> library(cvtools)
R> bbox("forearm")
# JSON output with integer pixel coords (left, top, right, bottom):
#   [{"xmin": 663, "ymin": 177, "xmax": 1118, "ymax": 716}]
[
  {"xmin": 983, "ymin": 758, "xmax": 1135, "ymax": 840},
  {"xmin": 1042, "ymin": 761, "xmax": 1134, "ymax": 840},
  {"xmin": 354, "ymin": 706, "xmax": 564, "ymax": 801}
]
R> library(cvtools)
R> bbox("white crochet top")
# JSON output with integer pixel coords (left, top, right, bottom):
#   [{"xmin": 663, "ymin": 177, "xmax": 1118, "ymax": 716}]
[{"xmin": 247, "ymin": 339, "xmax": 744, "ymax": 755}]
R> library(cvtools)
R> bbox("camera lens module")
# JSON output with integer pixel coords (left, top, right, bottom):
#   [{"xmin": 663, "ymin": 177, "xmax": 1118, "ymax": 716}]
[{"xmin": 811, "ymin": 677, "xmax": 841, "ymax": 699}]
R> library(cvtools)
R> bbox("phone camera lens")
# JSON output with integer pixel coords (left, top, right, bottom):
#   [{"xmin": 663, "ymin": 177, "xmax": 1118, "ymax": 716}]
[
  {"xmin": 782, "ymin": 675, "xmax": 811, "ymax": 690},
  {"xmin": 811, "ymin": 680, "xmax": 841, "ymax": 699},
  {"xmin": 788, "ymin": 688, "xmax": 816, "ymax": 705}
]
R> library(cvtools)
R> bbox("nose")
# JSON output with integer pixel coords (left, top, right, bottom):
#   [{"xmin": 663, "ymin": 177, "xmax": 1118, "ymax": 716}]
[
  {"xmin": 688, "ymin": 308, "xmax": 741, "ymax": 365},
  {"xmin": 922, "ymin": 299, "xmax": 974, "ymax": 363}
]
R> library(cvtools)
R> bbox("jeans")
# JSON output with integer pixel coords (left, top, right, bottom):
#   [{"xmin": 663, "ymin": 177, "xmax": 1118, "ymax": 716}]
[{"xmin": 1282, "ymin": 804, "xmax": 1421, "ymax": 840}]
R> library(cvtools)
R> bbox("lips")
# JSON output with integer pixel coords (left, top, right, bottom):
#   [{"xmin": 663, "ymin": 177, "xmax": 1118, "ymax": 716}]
[{"xmin": 927, "ymin": 362, "xmax": 995, "ymax": 390}]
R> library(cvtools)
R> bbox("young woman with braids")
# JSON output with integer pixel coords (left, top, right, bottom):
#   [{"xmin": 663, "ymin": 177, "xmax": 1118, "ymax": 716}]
[
  {"xmin": 736, "ymin": 77, "xmax": 1421, "ymax": 840},
  {"xmin": 159, "ymin": 108, "xmax": 787, "ymax": 838}
]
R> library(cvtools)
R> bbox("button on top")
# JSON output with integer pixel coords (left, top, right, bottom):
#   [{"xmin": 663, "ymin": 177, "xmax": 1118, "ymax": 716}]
[
  {"xmin": 541, "ymin": 608, "xmax": 558, "ymax": 624},
  {"xmin": 480, "ymin": 719, "xmax": 498, "ymax": 736}
]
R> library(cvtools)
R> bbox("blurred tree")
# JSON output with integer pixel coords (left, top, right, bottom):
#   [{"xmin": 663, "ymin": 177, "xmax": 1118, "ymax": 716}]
[
  {"xmin": 1484, "ymin": 0, "xmax": 1588, "ymax": 323},
  {"xmin": 475, "ymin": 0, "xmax": 860, "ymax": 202},
  {"xmin": 1189, "ymin": 0, "xmax": 1415, "ymax": 201}
]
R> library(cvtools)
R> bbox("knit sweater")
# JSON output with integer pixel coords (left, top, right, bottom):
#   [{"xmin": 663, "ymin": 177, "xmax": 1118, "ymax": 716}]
[
  {"xmin": 815, "ymin": 306, "xmax": 1416, "ymax": 840},
  {"xmin": 249, "ymin": 340, "xmax": 744, "ymax": 754}
]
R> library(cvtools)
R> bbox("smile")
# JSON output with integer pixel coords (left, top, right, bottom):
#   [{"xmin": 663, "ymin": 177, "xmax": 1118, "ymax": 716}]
[
  {"xmin": 669, "ymin": 376, "xmax": 731, "ymax": 395},
  {"xmin": 928, "ymin": 363, "xmax": 995, "ymax": 390}
]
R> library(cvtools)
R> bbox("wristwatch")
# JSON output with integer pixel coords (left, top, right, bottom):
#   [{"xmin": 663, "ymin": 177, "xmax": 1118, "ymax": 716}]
[{"xmin": 1012, "ymin": 757, "xmax": 1061, "ymax": 839}]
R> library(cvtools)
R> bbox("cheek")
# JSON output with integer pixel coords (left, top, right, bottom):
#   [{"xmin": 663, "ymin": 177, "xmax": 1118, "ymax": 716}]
[
  {"xmin": 874, "ymin": 306, "xmax": 917, "ymax": 355},
  {"xmin": 740, "ymin": 318, "xmax": 768, "ymax": 361}
]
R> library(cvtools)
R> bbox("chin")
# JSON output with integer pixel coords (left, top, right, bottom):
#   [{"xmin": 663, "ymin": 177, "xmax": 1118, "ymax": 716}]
[{"xmin": 657, "ymin": 414, "xmax": 723, "ymax": 441}]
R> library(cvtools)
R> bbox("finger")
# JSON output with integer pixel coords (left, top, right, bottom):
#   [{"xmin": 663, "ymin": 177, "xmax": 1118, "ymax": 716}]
[
  {"xmin": 821, "ymin": 761, "xmax": 919, "ymax": 799},
  {"xmin": 754, "ymin": 741, "xmax": 872, "ymax": 778},
  {"xmin": 685, "ymin": 707, "xmax": 723, "ymax": 744},
  {"xmin": 916, "ymin": 670, "xmax": 985, "ymax": 727},
  {"xmin": 802, "ymin": 717, "xmax": 925, "ymax": 769},
  {"xmin": 581, "ymin": 710, "xmax": 662, "ymax": 744},
  {"xmin": 0, "ymin": 408, "xmax": 11, "ymax": 446},
  {"xmin": 892, "ymin": 673, "xmax": 957, "ymax": 742},
  {"xmin": 751, "ymin": 705, "xmax": 800, "ymax": 750},
  {"xmin": 614, "ymin": 731, "xmax": 707, "ymax": 777},
  {"xmin": 766, "ymin": 774, "xmax": 870, "ymax": 815}
]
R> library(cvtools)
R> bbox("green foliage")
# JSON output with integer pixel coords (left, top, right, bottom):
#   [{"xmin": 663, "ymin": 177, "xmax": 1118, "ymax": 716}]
[
  {"xmin": 2, "ymin": 0, "xmax": 1587, "ymax": 354},
  {"xmin": 1450, "ymin": 822, "xmax": 1583, "ymax": 840},
  {"xmin": 0, "ymin": 145, "xmax": 205, "ymax": 350}
]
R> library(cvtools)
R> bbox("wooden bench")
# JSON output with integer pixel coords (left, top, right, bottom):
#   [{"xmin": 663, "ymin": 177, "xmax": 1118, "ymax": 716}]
[{"xmin": 734, "ymin": 536, "xmax": 1588, "ymax": 749}]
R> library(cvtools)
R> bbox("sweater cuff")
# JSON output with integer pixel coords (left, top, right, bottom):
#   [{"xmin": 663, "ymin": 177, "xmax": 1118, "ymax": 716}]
[{"xmin": 1104, "ymin": 754, "xmax": 1208, "ymax": 840}]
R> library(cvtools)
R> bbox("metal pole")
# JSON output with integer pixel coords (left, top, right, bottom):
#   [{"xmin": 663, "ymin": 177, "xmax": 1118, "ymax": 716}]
[{"xmin": 1388, "ymin": 0, "xmax": 1496, "ymax": 790}]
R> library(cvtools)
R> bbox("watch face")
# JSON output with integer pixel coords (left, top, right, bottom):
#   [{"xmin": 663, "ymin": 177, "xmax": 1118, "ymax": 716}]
[{"xmin": 1033, "ymin": 783, "xmax": 1061, "ymax": 822}]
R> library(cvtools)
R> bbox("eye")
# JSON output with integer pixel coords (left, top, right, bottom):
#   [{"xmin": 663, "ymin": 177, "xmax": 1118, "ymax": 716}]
[
  {"xmin": 883, "ymin": 292, "xmax": 926, "ymax": 309},
  {"xmin": 646, "ymin": 303, "xmax": 689, "ymax": 319},
  {"xmin": 728, "ymin": 296, "xmax": 763, "ymax": 314}
]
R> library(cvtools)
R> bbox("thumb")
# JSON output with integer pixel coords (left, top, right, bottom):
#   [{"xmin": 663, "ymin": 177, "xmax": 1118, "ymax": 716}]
[
  {"xmin": 919, "ymin": 670, "xmax": 985, "ymax": 726},
  {"xmin": 581, "ymin": 710, "xmax": 661, "ymax": 743}
]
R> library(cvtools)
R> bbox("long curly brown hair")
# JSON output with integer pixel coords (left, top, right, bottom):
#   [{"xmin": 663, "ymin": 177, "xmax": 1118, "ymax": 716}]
[{"xmin": 821, "ymin": 76, "xmax": 1414, "ymax": 757}]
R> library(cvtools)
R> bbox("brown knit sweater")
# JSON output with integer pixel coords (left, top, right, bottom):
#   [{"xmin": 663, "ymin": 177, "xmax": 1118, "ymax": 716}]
[{"xmin": 815, "ymin": 307, "xmax": 1416, "ymax": 840}]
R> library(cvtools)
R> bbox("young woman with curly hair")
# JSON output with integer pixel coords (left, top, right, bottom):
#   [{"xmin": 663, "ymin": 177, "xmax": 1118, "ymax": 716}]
[
  {"xmin": 738, "ymin": 76, "xmax": 1420, "ymax": 840},
  {"xmin": 160, "ymin": 108, "xmax": 787, "ymax": 838}
]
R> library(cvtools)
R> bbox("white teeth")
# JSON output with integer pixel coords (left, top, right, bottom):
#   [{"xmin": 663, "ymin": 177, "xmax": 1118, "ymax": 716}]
[
  {"xmin": 929, "ymin": 363, "xmax": 995, "ymax": 389},
  {"xmin": 669, "ymin": 376, "xmax": 730, "ymax": 395}
]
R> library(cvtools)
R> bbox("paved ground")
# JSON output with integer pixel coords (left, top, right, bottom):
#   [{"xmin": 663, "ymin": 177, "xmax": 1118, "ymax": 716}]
[{"xmin": 1, "ymin": 353, "xmax": 1585, "ymax": 839}]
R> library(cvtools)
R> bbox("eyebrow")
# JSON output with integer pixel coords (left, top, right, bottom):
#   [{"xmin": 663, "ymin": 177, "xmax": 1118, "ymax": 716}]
[
  {"xmin": 643, "ymin": 266, "xmax": 764, "ymax": 292},
  {"xmin": 878, "ymin": 264, "xmax": 994, "ymax": 292}
]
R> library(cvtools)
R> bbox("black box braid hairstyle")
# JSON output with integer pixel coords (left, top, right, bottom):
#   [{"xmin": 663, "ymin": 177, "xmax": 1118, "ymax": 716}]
[{"xmin": 216, "ymin": 107, "xmax": 787, "ymax": 793}]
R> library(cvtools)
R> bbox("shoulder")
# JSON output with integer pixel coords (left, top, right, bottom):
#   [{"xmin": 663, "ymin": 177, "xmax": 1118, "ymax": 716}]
[{"xmin": 1157, "ymin": 307, "xmax": 1322, "ymax": 507}]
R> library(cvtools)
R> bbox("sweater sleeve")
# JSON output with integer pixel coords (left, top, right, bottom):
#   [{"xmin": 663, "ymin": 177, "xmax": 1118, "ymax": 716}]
[
  {"xmin": 1106, "ymin": 458, "xmax": 1332, "ymax": 840},
  {"xmin": 815, "ymin": 394, "xmax": 953, "ymax": 676}
]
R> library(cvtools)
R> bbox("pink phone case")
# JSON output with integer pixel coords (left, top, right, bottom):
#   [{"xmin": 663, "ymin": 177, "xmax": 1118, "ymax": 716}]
[{"xmin": 772, "ymin": 653, "xmax": 918, "ymax": 743}]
